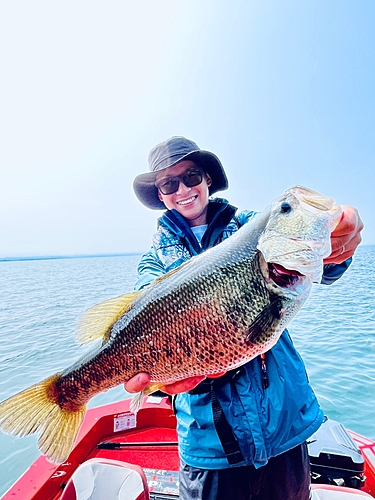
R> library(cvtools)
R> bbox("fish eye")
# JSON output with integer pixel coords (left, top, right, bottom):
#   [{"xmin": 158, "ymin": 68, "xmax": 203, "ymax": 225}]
[{"xmin": 280, "ymin": 202, "xmax": 292, "ymax": 213}]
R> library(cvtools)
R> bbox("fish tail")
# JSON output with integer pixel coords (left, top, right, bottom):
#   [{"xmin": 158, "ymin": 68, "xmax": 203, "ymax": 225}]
[{"xmin": 0, "ymin": 374, "xmax": 87, "ymax": 464}]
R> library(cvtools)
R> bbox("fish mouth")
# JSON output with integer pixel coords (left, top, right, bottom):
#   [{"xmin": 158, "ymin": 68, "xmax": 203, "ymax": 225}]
[
  {"xmin": 258, "ymin": 251, "xmax": 306, "ymax": 291},
  {"xmin": 267, "ymin": 262, "xmax": 304, "ymax": 289}
]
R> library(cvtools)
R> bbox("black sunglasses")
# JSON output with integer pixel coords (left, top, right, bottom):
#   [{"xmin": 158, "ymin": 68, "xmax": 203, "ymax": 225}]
[{"xmin": 155, "ymin": 169, "xmax": 204, "ymax": 195}]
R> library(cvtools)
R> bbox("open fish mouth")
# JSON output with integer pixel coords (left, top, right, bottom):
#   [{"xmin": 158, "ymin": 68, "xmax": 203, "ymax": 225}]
[
  {"xmin": 258, "ymin": 250, "xmax": 307, "ymax": 292},
  {"xmin": 267, "ymin": 262, "xmax": 304, "ymax": 289}
]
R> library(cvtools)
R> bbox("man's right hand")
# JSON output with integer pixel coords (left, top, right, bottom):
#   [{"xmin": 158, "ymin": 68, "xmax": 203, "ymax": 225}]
[{"xmin": 124, "ymin": 371, "xmax": 226, "ymax": 395}]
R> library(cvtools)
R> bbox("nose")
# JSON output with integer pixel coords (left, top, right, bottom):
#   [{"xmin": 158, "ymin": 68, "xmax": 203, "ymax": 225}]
[{"xmin": 175, "ymin": 179, "xmax": 191, "ymax": 195}]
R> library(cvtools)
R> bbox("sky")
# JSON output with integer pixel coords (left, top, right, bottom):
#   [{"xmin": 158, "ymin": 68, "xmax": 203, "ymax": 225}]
[{"xmin": 1, "ymin": 0, "xmax": 374, "ymax": 259}]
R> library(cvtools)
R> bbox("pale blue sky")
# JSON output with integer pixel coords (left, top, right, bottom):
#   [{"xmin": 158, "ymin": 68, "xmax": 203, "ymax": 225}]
[{"xmin": 1, "ymin": 0, "xmax": 374, "ymax": 258}]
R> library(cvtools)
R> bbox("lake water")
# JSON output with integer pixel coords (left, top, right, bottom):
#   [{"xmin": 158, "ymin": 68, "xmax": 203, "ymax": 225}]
[{"xmin": 0, "ymin": 248, "xmax": 374, "ymax": 496}]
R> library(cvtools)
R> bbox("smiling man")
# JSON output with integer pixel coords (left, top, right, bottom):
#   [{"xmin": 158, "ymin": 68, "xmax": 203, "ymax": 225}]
[
  {"xmin": 155, "ymin": 160, "xmax": 212, "ymax": 226},
  {"xmin": 130, "ymin": 136, "xmax": 363, "ymax": 500}
]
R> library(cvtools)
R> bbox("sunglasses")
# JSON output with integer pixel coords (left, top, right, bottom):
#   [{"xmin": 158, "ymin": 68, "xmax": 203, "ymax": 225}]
[{"xmin": 155, "ymin": 169, "xmax": 204, "ymax": 195}]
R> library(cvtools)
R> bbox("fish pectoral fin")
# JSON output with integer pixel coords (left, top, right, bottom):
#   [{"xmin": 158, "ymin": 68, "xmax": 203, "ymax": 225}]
[
  {"xmin": 246, "ymin": 297, "xmax": 283, "ymax": 344},
  {"xmin": 0, "ymin": 374, "xmax": 87, "ymax": 464},
  {"xmin": 75, "ymin": 292, "xmax": 141, "ymax": 345}
]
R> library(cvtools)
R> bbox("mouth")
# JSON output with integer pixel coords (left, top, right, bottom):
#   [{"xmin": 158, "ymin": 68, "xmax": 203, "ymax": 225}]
[
  {"xmin": 177, "ymin": 196, "xmax": 197, "ymax": 206},
  {"xmin": 268, "ymin": 263, "xmax": 304, "ymax": 288}
]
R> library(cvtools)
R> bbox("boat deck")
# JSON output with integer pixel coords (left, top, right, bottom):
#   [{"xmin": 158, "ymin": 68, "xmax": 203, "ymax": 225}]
[{"xmin": 2, "ymin": 397, "xmax": 375, "ymax": 499}]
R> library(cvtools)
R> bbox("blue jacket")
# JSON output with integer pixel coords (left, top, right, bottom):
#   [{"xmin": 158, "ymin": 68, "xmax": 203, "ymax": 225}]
[{"xmin": 134, "ymin": 198, "xmax": 351, "ymax": 469}]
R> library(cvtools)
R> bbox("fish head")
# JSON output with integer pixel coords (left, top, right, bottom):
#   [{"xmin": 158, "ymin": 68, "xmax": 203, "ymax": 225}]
[{"xmin": 257, "ymin": 186, "xmax": 342, "ymax": 290}]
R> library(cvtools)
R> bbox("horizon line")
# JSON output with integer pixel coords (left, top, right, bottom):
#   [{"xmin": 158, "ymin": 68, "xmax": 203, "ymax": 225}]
[
  {"xmin": 0, "ymin": 252, "xmax": 143, "ymax": 263},
  {"xmin": 1, "ymin": 244, "xmax": 373, "ymax": 263}
]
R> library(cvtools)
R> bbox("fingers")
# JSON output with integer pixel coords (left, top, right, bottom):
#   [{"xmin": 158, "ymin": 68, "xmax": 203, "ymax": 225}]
[
  {"xmin": 324, "ymin": 205, "xmax": 363, "ymax": 264},
  {"xmin": 162, "ymin": 372, "xmax": 227, "ymax": 394},
  {"xmin": 125, "ymin": 372, "xmax": 226, "ymax": 396},
  {"xmin": 325, "ymin": 232, "xmax": 362, "ymax": 264},
  {"xmin": 124, "ymin": 372, "xmax": 151, "ymax": 394},
  {"xmin": 207, "ymin": 372, "xmax": 227, "ymax": 378},
  {"xmin": 331, "ymin": 206, "xmax": 362, "ymax": 237},
  {"xmin": 162, "ymin": 376, "xmax": 206, "ymax": 395},
  {"xmin": 324, "ymin": 233, "xmax": 362, "ymax": 264}
]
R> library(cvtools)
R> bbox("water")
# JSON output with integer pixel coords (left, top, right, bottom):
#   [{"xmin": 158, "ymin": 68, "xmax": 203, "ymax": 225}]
[{"xmin": 0, "ymin": 249, "xmax": 374, "ymax": 495}]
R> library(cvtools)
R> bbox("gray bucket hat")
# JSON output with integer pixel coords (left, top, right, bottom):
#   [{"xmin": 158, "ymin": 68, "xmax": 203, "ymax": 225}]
[{"xmin": 133, "ymin": 136, "xmax": 229, "ymax": 210}]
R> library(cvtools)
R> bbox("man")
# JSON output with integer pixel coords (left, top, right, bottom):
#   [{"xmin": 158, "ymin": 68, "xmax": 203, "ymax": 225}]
[{"xmin": 127, "ymin": 137, "xmax": 363, "ymax": 499}]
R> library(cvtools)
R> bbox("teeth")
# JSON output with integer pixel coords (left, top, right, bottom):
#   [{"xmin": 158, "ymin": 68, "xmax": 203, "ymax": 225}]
[{"xmin": 178, "ymin": 197, "xmax": 196, "ymax": 206}]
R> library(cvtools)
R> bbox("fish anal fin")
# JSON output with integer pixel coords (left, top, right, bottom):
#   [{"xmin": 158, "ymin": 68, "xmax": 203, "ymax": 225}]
[
  {"xmin": 0, "ymin": 374, "xmax": 87, "ymax": 464},
  {"xmin": 129, "ymin": 382, "xmax": 166, "ymax": 414},
  {"xmin": 246, "ymin": 298, "xmax": 283, "ymax": 345},
  {"xmin": 75, "ymin": 292, "xmax": 141, "ymax": 345}
]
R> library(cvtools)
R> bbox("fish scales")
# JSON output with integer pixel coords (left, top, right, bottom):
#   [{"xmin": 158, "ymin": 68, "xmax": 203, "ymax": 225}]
[
  {"xmin": 55, "ymin": 250, "xmax": 271, "ymax": 412},
  {"xmin": 124, "ymin": 254, "xmax": 272, "ymax": 382},
  {"xmin": 0, "ymin": 186, "xmax": 343, "ymax": 463}
]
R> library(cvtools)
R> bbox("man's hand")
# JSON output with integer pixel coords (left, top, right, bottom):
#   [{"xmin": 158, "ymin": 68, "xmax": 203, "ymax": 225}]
[
  {"xmin": 324, "ymin": 205, "xmax": 363, "ymax": 265},
  {"xmin": 124, "ymin": 371, "xmax": 226, "ymax": 396}
]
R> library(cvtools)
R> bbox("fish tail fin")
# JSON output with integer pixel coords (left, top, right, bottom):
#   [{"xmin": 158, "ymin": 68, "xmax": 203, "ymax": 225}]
[
  {"xmin": 0, "ymin": 374, "xmax": 87, "ymax": 464},
  {"xmin": 129, "ymin": 382, "xmax": 166, "ymax": 414}
]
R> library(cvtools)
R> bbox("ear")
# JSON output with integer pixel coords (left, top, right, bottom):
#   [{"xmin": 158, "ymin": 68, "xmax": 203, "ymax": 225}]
[
  {"xmin": 158, "ymin": 190, "xmax": 164, "ymax": 202},
  {"xmin": 206, "ymin": 173, "xmax": 212, "ymax": 187}
]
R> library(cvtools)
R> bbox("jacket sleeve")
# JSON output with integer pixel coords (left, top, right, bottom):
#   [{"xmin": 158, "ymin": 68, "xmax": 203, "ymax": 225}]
[
  {"xmin": 321, "ymin": 258, "xmax": 352, "ymax": 285},
  {"xmin": 236, "ymin": 210, "xmax": 257, "ymax": 227},
  {"xmin": 134, "ymin": 248, "xmax": 166, "ymax": 291}
]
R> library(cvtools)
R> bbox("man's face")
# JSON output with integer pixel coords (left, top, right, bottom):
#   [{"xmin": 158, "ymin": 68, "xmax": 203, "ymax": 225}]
[{"xmin": 156, "ymin": 160, "xmax": 212, "ymax": 227}]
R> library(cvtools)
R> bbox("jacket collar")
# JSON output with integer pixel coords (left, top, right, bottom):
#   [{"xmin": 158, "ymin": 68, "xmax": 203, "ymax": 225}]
[{"xmin": 158, "ymin": 198, "xmax": 237, "ymax": 255}]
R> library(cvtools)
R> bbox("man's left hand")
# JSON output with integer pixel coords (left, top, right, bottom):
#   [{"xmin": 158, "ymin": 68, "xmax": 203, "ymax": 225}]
[{"xmin": 324, "ymin": 205, "xmax": 363, "ymax": 265}]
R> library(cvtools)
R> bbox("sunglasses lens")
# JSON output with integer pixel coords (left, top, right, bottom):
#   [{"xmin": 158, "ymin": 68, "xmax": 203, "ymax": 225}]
[
  {"xmin": 156, "ymin": 169, "xmax": 204, "ymax": 195},
  {"xmin": 157, "ymin": 179, "xmax": 180, "ymax": 195},
  {"xmin": 183, "ymin": 171, "xmax": 203, "ymax": 188}
]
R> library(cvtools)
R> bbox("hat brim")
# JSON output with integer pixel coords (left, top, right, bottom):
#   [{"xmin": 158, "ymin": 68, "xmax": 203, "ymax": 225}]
[{"xmin": 133, "ymin": 150, "xmax": 229, "ymax": 210}]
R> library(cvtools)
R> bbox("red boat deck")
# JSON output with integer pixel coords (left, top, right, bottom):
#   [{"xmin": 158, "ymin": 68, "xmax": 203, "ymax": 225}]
[
  {"xmin": 2, "ymin": 397, "xmax": 375, "ymax": 499},
  {"xmin": 2, "ymin": 398, "xmax": 178, "ymax": 500},
  {"xmin": 348, "ymin": 430, "xmax": 375, "ymax": 498}
]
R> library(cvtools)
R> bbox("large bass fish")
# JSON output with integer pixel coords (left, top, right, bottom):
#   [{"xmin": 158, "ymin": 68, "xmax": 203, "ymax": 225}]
[{"xmin": 0, "ymin": 186, "xmax": 341, "ymax": 463}]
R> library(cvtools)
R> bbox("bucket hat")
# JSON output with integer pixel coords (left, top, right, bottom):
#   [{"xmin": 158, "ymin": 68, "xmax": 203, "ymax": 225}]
[{"xmin": 133, "ymin": 136, "xmax": 229, "ymax": 210}]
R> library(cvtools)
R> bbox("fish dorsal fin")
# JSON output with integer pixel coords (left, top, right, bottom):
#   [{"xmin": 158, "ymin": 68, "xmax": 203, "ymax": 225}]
[
  {"xmin": 146, "ymin": 260, "xmax": 190, "ymax": 288},
  {"xmin": 75, "ymin": 292, "xmax": 141, "ymax": 345},
  {"xmin": 153, "ymin": 266, "xmax": 181, "ymax": 284}
]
